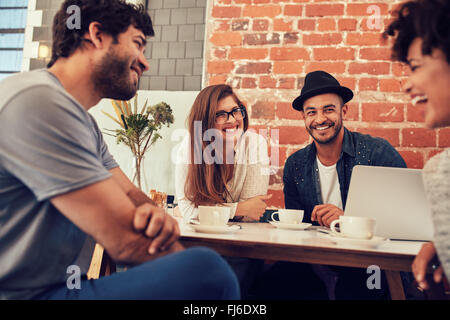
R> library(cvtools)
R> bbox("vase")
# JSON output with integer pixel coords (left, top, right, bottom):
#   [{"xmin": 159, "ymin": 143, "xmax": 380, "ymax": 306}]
[{"xmin": 131, "ymin": 155, "xmax": 149, "ymax": 193}]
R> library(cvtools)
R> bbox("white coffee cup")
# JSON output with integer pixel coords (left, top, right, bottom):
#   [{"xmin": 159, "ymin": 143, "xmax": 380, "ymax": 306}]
[
  {"xmin": 330, "ymin": 216, "xmax": 376, "ymax": 239},
  {"xmin": 271, "ymin": 209, "xmax": 304, "ymax": 224},
  {"xmin": 198, "ymin": 206, "xmax": 230, "ymax": 226}
]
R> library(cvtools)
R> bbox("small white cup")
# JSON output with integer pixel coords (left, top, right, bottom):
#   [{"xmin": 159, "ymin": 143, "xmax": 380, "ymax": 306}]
[
  {"xmin": 198, "ymin": 206, "xmax": 230, "ymax": 226},
  {"xmin": 330, "ymin": 216, "xmax": 376, "ymax": 239},
  {"xmin": 271, "ymin": 209, "xmax": 304, "ymax": 224}
]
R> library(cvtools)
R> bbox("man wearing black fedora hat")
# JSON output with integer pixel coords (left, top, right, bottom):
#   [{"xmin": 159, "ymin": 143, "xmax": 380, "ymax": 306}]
[
  {"xmin": 271, "ymin": 70, "xmax": 407, "ymax": 299},
  {"xmin": 286, "ymin": 70, "xmax": 406, "ymax": 228}
]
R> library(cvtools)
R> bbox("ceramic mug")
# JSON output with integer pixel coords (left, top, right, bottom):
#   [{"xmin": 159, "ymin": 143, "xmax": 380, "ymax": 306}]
[
  {"xmin": 271, "ymin": 209, "xmax": 304, "ymax": 224},
  {"xmin": 330, "ymin": 216, "xmax": 376, "ymax": 239},
  {"xmin": 198, "ymin": 206, "xmax": 230, "ymax": 226}
]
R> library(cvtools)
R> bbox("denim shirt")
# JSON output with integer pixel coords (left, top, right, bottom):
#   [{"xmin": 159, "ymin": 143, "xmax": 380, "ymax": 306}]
[{"xmin": 283, "ymin": 127, "xmax": 406, "ymax": 224}]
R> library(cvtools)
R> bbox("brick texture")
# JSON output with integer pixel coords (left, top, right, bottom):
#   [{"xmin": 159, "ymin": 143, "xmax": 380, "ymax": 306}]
[{"xmin": 205, "ymin": 0, "xmax": 448, "ymax": 208}]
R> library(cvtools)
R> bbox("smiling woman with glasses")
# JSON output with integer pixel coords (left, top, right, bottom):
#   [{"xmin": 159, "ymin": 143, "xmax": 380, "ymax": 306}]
[
  {"xmin": 175, "ymin": 84, "xmax": 271, "ymax": 223},
  {"xmin": 174, "ymin": 84, "xmax": 271, "ymax": 297}
]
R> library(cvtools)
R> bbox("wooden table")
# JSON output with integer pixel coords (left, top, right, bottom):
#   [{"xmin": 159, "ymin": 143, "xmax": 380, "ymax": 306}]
[{"xmin": 179, "ymin": 220, "xmax": 426, "ymax": 300}]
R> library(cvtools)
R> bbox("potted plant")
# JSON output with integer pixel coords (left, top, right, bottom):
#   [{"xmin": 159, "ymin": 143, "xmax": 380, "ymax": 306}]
[{"xmin": 102, "ymin": 94, "xmax": 174, "ymax": 191}]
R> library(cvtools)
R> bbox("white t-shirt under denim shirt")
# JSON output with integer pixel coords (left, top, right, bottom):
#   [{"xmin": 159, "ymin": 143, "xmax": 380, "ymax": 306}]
[
  {"xmin": 175, "ymin": 130, "xmax": 270, "ymax": 224},
  {"xmin": 314, "ymin": 157, "xmax": 343, "ymax": 299},
  {"xmin": 316, "ymin": 157, "xmax": 343, "ymax": 209},
  {"xmin": 0, "ymin": 70, "xmax": 119, "ymax": 299}
]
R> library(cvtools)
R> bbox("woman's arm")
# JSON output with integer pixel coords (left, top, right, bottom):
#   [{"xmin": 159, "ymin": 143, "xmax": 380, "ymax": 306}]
[{"xmin": 233, "ymin": 132, "xmax": 271, "ymax": 220}]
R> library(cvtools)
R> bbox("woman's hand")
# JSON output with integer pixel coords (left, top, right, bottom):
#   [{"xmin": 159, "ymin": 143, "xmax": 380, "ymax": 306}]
[
  {"xmin": 236, "ymin": 194, "xmax": 272, "ymax": 221},
  {"xmin": 412, "ymin": 242, "xmax": 445, "ymax": 290}
]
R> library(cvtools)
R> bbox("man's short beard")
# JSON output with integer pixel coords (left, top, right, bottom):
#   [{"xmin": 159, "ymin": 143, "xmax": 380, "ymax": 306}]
[
  {"xmin": 92, "ymin": 47, "xmax": 137, "ymax": 101},
  {"xmin": 307, "ymin": 117, "xmax": 343, "ymax": 145}
]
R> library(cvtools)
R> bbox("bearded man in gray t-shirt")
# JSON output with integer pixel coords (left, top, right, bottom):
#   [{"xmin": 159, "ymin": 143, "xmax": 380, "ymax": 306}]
[{"xmin": 0, "ymin": 0, "xmax": 239, "ymax": 300}]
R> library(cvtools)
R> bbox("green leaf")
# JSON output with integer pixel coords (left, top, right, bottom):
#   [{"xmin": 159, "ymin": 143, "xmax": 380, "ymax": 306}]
[{"xmin": 102, "ymin": 98, "xmax": 174, "ymax": 157}]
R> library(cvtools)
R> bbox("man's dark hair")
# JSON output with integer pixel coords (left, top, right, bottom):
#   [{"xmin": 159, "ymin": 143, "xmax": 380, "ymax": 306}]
[
  {"xmin": 48, "ymin": 0, "xmax": 154, "ymax": 68},
  {"xmin": 384, "ymin": 0, "xmax": 450, "ymax": 64}
]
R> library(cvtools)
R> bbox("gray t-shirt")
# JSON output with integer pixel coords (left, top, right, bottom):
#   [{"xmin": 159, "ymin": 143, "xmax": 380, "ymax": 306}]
[{"xmin": 0, "ymin": 70, "xmax": 119, "ymax": 299}]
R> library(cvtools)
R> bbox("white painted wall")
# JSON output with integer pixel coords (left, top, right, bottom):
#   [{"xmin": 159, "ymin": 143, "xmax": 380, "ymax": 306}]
[
  {"xmin": 21, "ymin": 0, "xmax": 41, "ymax": 71},
  {"xmin": 89, "ymin": 90, "xmax": 198, "ymax": 197}
]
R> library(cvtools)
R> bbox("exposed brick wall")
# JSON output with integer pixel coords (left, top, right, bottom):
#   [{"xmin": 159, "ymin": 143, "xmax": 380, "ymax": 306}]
[{"xmin": 205, "ymin": 0, "xmax": 447, "ymax": 208}]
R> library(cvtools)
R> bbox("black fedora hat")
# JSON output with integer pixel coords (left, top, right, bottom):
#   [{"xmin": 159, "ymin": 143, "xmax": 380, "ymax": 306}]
[{"xmin": 292, "ymin": 70, "xmax": 353, "ymax": 111}]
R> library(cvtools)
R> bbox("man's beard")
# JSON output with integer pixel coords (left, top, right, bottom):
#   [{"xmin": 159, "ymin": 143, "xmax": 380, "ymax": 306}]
[
  {"xmin": 92, "ymin": 47, "xmax": 138, "ymax": 101},
  {"xmin": 306, "ymin": 117, "xmax": 343, "ymax": 145}
]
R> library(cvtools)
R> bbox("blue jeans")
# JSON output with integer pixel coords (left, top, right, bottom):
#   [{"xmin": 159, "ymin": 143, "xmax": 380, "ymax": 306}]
[{"xmin": 34, "ymin": 247, "xmax": 240, "ymax": 300}]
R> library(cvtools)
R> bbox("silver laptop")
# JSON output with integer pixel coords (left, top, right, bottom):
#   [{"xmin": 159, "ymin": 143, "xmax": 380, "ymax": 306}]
[{"xmin": 345, "ymin": 165, "xmax": 434, "ymax": 241}]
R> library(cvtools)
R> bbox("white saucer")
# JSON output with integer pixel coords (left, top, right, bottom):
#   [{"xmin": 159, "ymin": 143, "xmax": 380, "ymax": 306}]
[
  {"xmin": 325, "ymin": 234, "xmax": 389, "ymax": 249},
  {"xmin": 189, "ymin": 224, "xmax": 241, "ymax": 234},
  {"xmin": 269, "ymin": 221, "xmax": 312, "ymax": 231}
]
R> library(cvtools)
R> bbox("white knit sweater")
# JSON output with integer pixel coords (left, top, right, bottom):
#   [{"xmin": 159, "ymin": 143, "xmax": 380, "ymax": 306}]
[{"xmin": 422, "ymin": 148, "xmax": 450, "ymax": 278}]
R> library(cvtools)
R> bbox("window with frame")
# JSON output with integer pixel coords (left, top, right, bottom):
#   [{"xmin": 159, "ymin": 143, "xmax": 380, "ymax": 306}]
[{"xmin": 0, "ymin": 0, "xmax": 28, "ymax": 82}]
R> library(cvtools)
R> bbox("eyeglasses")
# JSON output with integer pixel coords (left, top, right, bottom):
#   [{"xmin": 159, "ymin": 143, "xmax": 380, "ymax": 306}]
[{"xmin": 215, "ymin": 107, "xmax": 246, "ymax": 124}]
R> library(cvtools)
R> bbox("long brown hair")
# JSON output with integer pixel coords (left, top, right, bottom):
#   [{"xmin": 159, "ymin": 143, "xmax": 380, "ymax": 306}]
[{"xmin": 184, "ymin": 84, "xmax": 249, "ymax": 207}]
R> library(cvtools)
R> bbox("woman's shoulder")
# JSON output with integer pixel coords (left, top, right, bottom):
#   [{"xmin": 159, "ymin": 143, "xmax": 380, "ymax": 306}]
[
  {"xmin": 424, "ymin": 149, "xmax": 450, "ymax": 173},
  {"xmin": 241, "ymin": 129, "xmax": 268, "ymax": 147},
  {"xmin": 236, "ymin": 129, "xmax": 269, "ymax": 164},
  {"xmin": 423, "ymin": 148, "xmax": 450, "ymax": 188}
]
